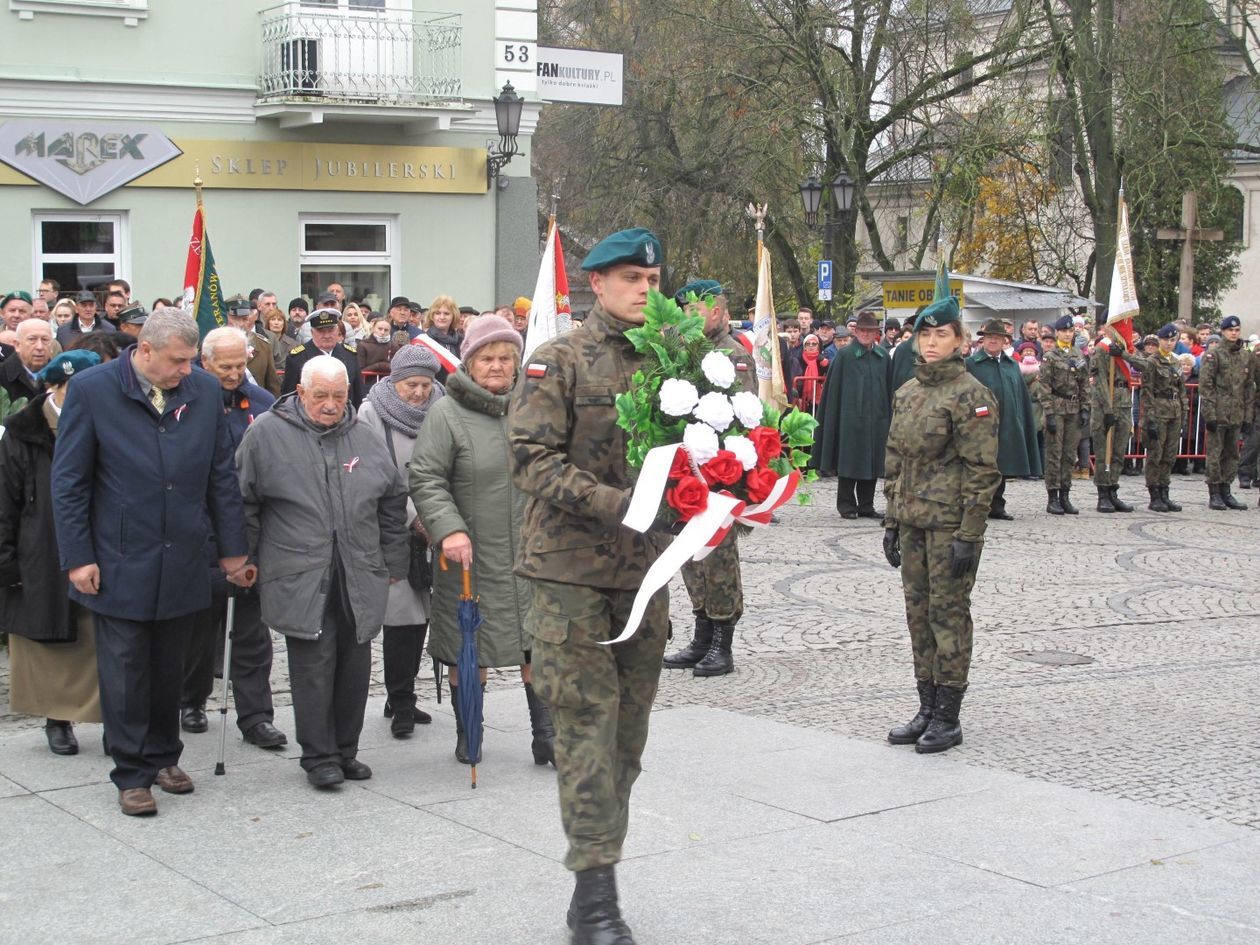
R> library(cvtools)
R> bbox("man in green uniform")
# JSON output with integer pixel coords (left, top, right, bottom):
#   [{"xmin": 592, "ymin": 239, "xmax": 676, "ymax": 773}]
[
  {"xmin": 1037, "ymin": 314, "xmax": 1089, "ymax": 515},
  {"xmin": 1126, "ymin": 324, "xmax": 1188, "ymax": 511},
  {"xmin": 509, "ymin": 228, "xmax": 668, "ymax": 945},
  {"xmin": 966, "ymin": 319, "xmax": 1042, "ymax": 519},
  {"xmin": 1088, "ymin": 326, "xmax": 1138, "ymax": 512},
  {"xmin": 663, "ymin": 279, "xmax": 756, "ymax": 678},
  {"xmin": 1197, "ymin": 314, "xmax": 1254, "ymax": 510}
]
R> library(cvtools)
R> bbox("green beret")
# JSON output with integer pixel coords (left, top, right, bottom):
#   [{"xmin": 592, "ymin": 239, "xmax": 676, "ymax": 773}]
[
  {"xmin": 914, "ymin": 295, "xmax": 960, "ymax": 331},
  {"xmin": 38, "ymin": 349, "xmax": 101, "ymax": 385},
  {"xmin": 674, "ymin": 279, "xmax": 723, "ymax": 306},
  {"xmin": 581, "ymin": 227, "xmax": 663, "ymax": 272}
]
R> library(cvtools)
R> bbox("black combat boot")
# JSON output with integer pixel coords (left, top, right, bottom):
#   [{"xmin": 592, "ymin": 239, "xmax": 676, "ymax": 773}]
[
  {"xmin": 1059, "ymin": 483, "xmax": 1080, "ymax": 515},
  {"xmin": 1095, "ymin": 485, "xmax": 1116, "ymax": 513},
  {"xmin": 1162, "ymin": 486, "xmax": 1182, "ymax": 512},
  {"xmin": 1109, "ymin": 486, "xmax": 1134, "ymax": 512},
  {"xmin": 662, "ymin": 615, "xmax": 713, "ymax": 669},
  {"xmin": 693, "ymin": 622, "xmax": 735, "ymax": 677},
  {"xmin": 1046, "ymin": 489, "xmax": 1065, "ymax": 515},
  {"xmin": 915, "ymin": 685, "xmax": 966, "ymax": 754},
  {"xmin": 1208, "ymin": 484, "xmax": 1228, "ymax": 510},
  {"xmin": 570, "ymin": 866, "xmax": 636, "ymax": 945},
  {"xmin": 1147, "ymin": 485, "xmax": 1169, "ymax": 512},
  {"xmin": 1239, "ymin": 474, "xmax": 1252, "ymax": 489},
  {"xmin": 524, "ymin": 682, "xmax": 555, "ymax": 767},
  {"xmin": 887, "ymin": 679, "xmax": 935, "ymax": 745},
  {"xmin": 450, "ymin": 683, "xmax": 469, "ymax": 765},
  {"xmin": 1221, "ymin": 484, "xmax": 1248, "ymax": 510}
]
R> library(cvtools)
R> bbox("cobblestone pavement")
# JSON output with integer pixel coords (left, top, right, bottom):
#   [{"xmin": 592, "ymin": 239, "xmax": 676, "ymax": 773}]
[{"xmin": 3, "ymin": 474, "xmax": 1256, "ymax": 829}]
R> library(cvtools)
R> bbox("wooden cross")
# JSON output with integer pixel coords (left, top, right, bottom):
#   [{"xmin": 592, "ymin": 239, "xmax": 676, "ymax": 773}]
[{"xmin": 1155, "ymin": 191, "xmax": 1224, "ymax": 321}]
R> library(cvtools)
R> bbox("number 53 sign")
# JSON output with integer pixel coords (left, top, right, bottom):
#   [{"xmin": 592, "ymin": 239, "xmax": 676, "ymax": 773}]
[{"xmin": 498, "ymin": 42, "xmax": 536, "ymax": 67}]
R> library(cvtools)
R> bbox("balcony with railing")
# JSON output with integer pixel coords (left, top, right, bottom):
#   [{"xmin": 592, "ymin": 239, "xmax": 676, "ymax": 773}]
[{"xmin": 256, "ymin": 2, "xmax": 464, "ymax": 125}]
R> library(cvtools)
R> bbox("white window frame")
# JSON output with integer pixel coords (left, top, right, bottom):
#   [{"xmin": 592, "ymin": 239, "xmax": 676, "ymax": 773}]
[
  {"xmin": 31, "ymin": 210, "xmax": 129, "ymax": 292},
  {"xmin": 298, "ymin": 213, "xmax": 399, "ymax": 299},
  {"xmin": 10, "ymin": 0, "xmax": 149, "ymax": 27}
]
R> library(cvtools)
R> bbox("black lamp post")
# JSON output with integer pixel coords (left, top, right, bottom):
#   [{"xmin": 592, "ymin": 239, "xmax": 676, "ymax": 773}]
[
  {"xmin": 799, "ymin": 172, "xmax": 856, "ymax": 315},
  {"xmin": 487, "ymin": 81, "xmax": 524, "ymax": 188}
]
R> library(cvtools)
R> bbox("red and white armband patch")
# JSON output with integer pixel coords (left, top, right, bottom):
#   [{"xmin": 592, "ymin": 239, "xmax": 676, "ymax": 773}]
[
  {"xmin": 974, "ymin": 405, "xmax": 991, "ymax": 418},
  {"xmin": 525, "ymin": 363, "xmax": 549, "ymax": 379}
]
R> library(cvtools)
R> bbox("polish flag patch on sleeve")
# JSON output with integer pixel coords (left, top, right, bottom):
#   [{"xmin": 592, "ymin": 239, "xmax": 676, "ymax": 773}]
[
  {"xmin": 526, "ymin": 363, "xmax": 549, "ymax": 379},
  {"xmin": 974, "ymin": 405, "xmax": 991, "ymax": 418}
]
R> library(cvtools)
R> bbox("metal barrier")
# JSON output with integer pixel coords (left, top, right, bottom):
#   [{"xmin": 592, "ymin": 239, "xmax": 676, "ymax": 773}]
[{"xmin": 1093, "ymin": 380, "xmax": 1207, "ymax": 463}]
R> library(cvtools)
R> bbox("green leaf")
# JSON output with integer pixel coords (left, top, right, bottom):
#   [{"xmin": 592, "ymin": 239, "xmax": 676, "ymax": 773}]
[
  {"xmin": 760, "ymin": 401, "xmax": 781, "ymax": 428},
  {"xmin": 790, "ymin": 449, "xmax": 811, "ymax": 468},
  {"xmin": 803, "ymin": 469, "xmax": 819, "ymax": 483},
  {"xmin": 769, "ymin": 457, "xmax": 792, "ymax": 476},
  {"xmin": 796, "ymin": 491, "xmax": 813, "ymax": 506}
]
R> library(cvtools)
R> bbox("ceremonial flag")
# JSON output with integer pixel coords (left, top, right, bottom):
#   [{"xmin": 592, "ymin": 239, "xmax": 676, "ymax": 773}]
[
  {"xmin": 1105, "ymin": 188, "xmax": 1139, "ymax": 382},
  {"xmin": 752, "ymin": 242, "xmax": 789, "ymax": 410},
  {"xmin": 522, "ymin": 216, "xmax": 572, "ymax": 363},
  {"xmin": 181, "ymin": 199, "xmax": 226, "ymax": 340},
  {"xmin": 410, "ymin": 332, "xmax": 462, "ymax": 375}
]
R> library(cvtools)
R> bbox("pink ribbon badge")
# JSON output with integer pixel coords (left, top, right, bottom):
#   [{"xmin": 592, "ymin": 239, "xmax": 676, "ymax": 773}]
[
  {"xmin": 343, "ymin": 456, "xmax": 360, "ymax": 473},
  {"xmin": 174, "ymin": 404, "xmax": 187, "ymax": 422}
]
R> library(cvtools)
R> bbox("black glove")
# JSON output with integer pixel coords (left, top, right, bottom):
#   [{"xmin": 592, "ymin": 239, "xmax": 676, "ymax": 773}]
[
  {"xmin": 1206, "ymin": 420, "xmax": 1218, "ymax": 433},
  {"xmin": 1144, "ymin": 423, "xmax": 1159, "ymax": 442},
  {"xmin": 882, "ymin": 529, "xmax": 901, "ymax": 569},
  {"xmin": 1109, "ymin": 342, "xmax": 1126, "ymax": 358},
  {"xmin": 1103, "ymin": 413, "xmax": 1117, "ymax": 430},
  {"xmin": 1046, "ymin": 415, "xmax": 1058, "ymax": 434},
  {"xmin": 1078, "ymin": 409, "xmax": 1089, "ymax": 426},
  {"xmin": 948, "ymin": 539, "xmax": 977, "ymax": 579}
]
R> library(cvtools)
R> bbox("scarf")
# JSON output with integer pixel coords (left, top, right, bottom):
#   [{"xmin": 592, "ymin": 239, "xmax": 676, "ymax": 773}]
[
  {"xmin": 368, "ymin": 374, "xmax": 445, "ymax": 437},
  {"xmin": 799, "ymin": 347, "xmax": 823, "ymax": 407}
]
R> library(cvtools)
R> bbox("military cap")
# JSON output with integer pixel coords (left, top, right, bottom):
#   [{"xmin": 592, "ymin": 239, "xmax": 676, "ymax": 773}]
[
  {"xmin": 674, "ymin": 279, "xmax": 723, "ymax": 306},
  {"xmin": 288, "ymin": 297, "xmax": 309, "ymax": 313},
  {"xmin": 308, "ymin": 308, "xmax": 341, "ymax": 330},
  {"xmin": 854, "ymin": 312, "xmax": 880, "ymax": 330},
  {"xmin": 76, "ymin": 289, "xmax": 97, "ymax": 302},
  {"xmin": 914, "ymin": 294, "xmax": 960, "ymax": 331},
  {"xmin": 1, "ymin": 290, "xmax": 32, "ymax": 309},
  {"xmin": 1220, "ymin": 314, "xmax": 1242, "ymax": 329},
  {"xmin": 1052, "ymin": 314, "xmax": 1074, "ymax": 331},
  {"xmin": 120, "ymin": 303, "xmax": 148, "ymax": 326},
  {"xmin": 1156, "ymin": 323, "xmax": 1179, "ymax": 340},
  {"xmin": 38, "ymin": 349, "xmax": 101, "ymax": 385},
  {"xmin": 580, "ymin": 227, "xmax": 663, "ymax": 272},
  {"xmin": 976, "ymin": 317, "xmax": 1012, "ymax": 338},
  {"xmin": 225, "ymin": 295, "xmax": 252, "ymax": 317}
]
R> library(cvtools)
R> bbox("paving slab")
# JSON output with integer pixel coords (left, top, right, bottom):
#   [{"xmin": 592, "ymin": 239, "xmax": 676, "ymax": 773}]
[{"xmin": 0, "ymin": 772, "xmax": 28, "ymax": 797}]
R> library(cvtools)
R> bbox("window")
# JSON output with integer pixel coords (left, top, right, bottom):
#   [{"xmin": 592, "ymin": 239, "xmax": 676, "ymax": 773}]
[
  {"xmin": 11, "ymin": 0, "xmax": 148, "ymax": 27},
  {"xmin": 298, "ymin": 215, "xmax": 397, "ymax": 312},
  {"xmin": 32, "ymin": 211, "xmax": 128, "ymax": 296}
]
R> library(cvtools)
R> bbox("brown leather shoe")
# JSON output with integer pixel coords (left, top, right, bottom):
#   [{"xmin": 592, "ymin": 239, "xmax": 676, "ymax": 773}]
[
  {"xmin": 119, "ymin": 787, "xmax": 157, "ymax": 816},
  {"xmin": 155, "ymin": 766, "xmax": 194, "ymax": 794}
]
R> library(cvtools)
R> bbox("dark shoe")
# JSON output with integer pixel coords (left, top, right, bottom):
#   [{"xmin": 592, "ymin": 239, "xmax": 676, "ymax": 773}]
[
  {"xmin": 180, "ymin": 706, "xmax": 208, "ymax": 734},
  {"xmin": 1147, "ymin": 485, "xmax": 1170, "ymax": 512},
  {"xmin": 306, "ymin": 761, "xmax": 344, "ymax": 788},
  {"xmin": 413, "ymin": 706, "xmax": 432, "ymax": 724},
  {"xmin": 571, "ymin": 866, "xmax": 635, "ymax": 945},
  {"xmin": 840, "ymin": 510, "xmax": 859, "ymax": 520},
  {"xmin": 242, "ymin": 720, "xmax": 287, "ymax": 749},
  {"xmin": 988, "ymin": 508, "xmax": 1014, "ymax": 520},
  {"xmin": 888, "ymin": 680, "xmax": 935, "ymax": 745},
  {"xmin": 856, "ymin": 507, "xmax": 883, "ymax": 519},
  {"xmin": 44, "ymin": 719, "xmax": 78, "ymax": 756},
  {"xmin": 1096, "ymin": 485, "xmax": 1116, "ymax": 513},
  {"xmin": 1109, "ymin": 486, "xmax": 1134, "ymax": 512},
  {"xmin": 119, "ymin": 787, "xmax": 157, "ymax": 816},
  {"xmin": 1222, "ymin": 484, "xmax": 1248, "ymax": 510},
  {"xmin": 1060, "ymin": 484, "xmax": 1079, "ymax": 515},
  {"xmin": 155, "ymin": 765, "xmax": 194, "ymax": 794},
  {"xmin": 341, "ymin": 758, "xmax": 372, "ymax": 780},
  {"xmin": 662, "ymin": 615, "xmax": 713, "ymax": 669},
  {"xmin": 450, "ymin": 684, "xmax": 470, "ymax": 765},
  {"xmin": 1209, "ymin": 484, "xmax": 1228, "ymax": 510},
  {"xmin": 1162, "ymin": 486, "xmax": 1182, "ymax": 512},
  {"xmin": 524, "ymin": 682, "xmax": 555, "ymax": 767},
  {"xmin": 1238, "ymin": 477, "xmax": 1252, "ymax": 489},
  {"xmin": 693, "ymin": 622, "xmax": 735, "ymax": 677},
  {"xmin": 916, "ymin": 685, "xmax": 965, "ymax": 754},
  {"xmin": 1046, "ymin": 489, "xmax": 1065, "ymax": 515},
  {"xmin": 391, "ymin": 707, "xmax": 416, "ymax": 738}
]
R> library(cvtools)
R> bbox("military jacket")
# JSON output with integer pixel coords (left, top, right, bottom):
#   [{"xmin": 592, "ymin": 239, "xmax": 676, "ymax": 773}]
[
  {"xmin": 1127, "ymin": 350, "xmax": 1187, "ymax": 423},
  {"xmin": 1088, "ymin": 343, "xmax": 1134, "ymax": 411},
  {"xmin": 710, "ymin": 324, "xmax": 757, "ymax": 394},
  {"xmin": 281, "ymin": 341, "xmax": 365, "ymax": 407},
  {"xmin": 884, "ymin": 353, "xmax": 1001, "ymax": 544},
  {"xmin": 508, "ymin": 304, "xmax": 661, "ymax": 590},
  {"xmin": 1037, "ymin": 343, "xmax": 1088, "ymax": 414},
  {"xmin": 1198, "ymin": 339, "xmax": 1255, "ymax": 426}
]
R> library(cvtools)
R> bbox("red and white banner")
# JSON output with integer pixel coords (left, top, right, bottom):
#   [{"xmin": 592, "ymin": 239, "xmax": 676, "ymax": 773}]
[
  {"xmin": 522, "ymin": 218, "xmax": 572, "ymax": 363},
  {"xmin": 410, "ymin": 333, "xmax": 461, "ymax": 375}
]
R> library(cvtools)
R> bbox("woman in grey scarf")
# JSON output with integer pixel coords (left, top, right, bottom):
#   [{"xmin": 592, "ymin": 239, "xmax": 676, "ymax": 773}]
[{"xmin": 356, "ymin": 344, "xmax": 445, "ymax": 737}]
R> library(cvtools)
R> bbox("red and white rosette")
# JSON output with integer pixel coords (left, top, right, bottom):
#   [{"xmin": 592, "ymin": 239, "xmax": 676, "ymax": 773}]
[{"xmin": 608, "ymin": 443, "xmax": 800, "ymax": 644}]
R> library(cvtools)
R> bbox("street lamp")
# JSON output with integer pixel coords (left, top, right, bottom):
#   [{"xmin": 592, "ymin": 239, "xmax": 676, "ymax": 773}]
[
  {"xmin": 487, "ymin": 81, "xmax": 524, "ymax": 188},
  {"xmin": 798, "ymin": 176, "xmax": 824, "ymax": 226},
  {"xmin": 798, "ymin": 171, "xmax": 856, "ymax": 316}
]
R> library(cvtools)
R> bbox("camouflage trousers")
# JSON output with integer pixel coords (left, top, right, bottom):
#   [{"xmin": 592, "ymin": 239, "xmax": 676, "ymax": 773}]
[
  {"xmin": 528, "ymin": 578, "xmax": 669, "ymax": 872},
  {"xmin": 1090, "ymin": 406, "xmax": 1133, "ymax": 488},
  {"xmin": 1144, "ymin": 418, "xmax": 1181, "ymax": 488},
  {"xmin": 680, "ymin": 532, "xmax": 742, "ymax": 623},
  {"xmin": 899, "ymin": 526, "xmax": 980, "ymax": 690},
  {"xmin": 1205, "ymin": 424, "xmax": 1241, "ymax": 486},
  {"xmin": 1043, "ymin": 412, "xmax": 1080, "ymax": 489}
]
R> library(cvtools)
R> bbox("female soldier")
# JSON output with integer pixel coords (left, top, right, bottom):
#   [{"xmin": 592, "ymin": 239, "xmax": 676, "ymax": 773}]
[{"xmin": 881, "ymin": 293, "xmax": 1001, "ymax": 753}]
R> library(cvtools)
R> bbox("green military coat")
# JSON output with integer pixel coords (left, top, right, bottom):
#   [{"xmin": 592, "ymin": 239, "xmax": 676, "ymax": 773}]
[
  {"xmin": 1198, "ymin": 339, "xmax": 1256, "ymax": 427},
  {"xmin": 816, "ymin": 341, "xmax": 892, "ymax": 480},
  {"xmin": 966, "ymin": 349, "xmax": 1043, "ymax": 477},
  {"xmin": 1037, "ymin": 343, "xmax": 1088, "ymax": 416}
]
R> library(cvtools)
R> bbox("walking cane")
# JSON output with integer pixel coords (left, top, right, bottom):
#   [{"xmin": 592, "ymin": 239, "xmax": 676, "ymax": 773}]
[{"xmin": 214, "ymin": 585, "xmax": 238, "ymax": 777}]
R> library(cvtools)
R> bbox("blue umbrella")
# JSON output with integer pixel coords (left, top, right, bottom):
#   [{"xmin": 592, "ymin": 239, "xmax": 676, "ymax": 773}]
[{"xmin": 454, "ymin": 563, "xmax": 485, "ymax": 788}]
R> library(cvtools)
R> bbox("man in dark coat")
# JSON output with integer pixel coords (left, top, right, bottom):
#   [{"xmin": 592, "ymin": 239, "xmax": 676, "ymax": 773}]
[
  {"xmin": 966, "ymin": 319, "xmax": 1043, "ymax": 519},
  {"xmin": 0, "ymin": 318, "xmax": 52, "ymax": 409},
  {"xmin": 51, "ymin": 308, "xmax": 253, "ymax": 817},
  {"xmin": 281, "ymin": 308, "xmax": 365, "ymax": 407},
  {"xmin": 890, "ymin": 332, "xmax": 918, "ymax": 392},
  {"xmin": 817, "ymin": 311, "xmax": 892, "ymax": 518},
  {"xmin": 55, "ymin": 290, "xmax": 117, "ymax": 349}
]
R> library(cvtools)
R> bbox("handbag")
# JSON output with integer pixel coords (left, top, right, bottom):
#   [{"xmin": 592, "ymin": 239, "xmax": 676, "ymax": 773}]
[{"xmin": 382, "ymin": 423, "xmax": 432, "ymax": 591}]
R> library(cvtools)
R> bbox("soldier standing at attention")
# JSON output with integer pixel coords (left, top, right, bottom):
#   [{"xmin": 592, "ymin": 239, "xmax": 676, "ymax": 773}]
[
  {"xmin": 1197, "ymin": 315, "xmax": 1254, "ymax": 510},
  {"xmin": 509, "ymin": 228, "xmax": 668, "ymax": 945},
  {"xmin": 1126, "ymin": 325, "xmax": 1188, "ymax": 512},
  {"xmin": 881, "ymin": 291, "xmax": 1000, "ymax": 754},
  {"xmin": 663, "ymin": 279, "xmax": 756, "ymax": 678},
  {"xmin": 1089, "ymin": 324, "xmax": 1137, "ymax": 513},
  {"xmin": 1038, "ymin": 314, "xmax": 1088, "ymax": 515}
]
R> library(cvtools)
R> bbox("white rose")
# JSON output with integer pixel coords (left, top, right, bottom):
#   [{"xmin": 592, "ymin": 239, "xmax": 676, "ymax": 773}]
[
  {"xmin": 701, "ymin": 350, "xmax": 736, "ymax": 389},
  {"xmin": 659, "ymin": 378, "xmax": 700, "ymax": 416},
  {"xmin": 724, "ymin": 435, "xmax": 758, "ymax": 471},
  {"xmin": 731, "ymin": 390, "xmax": 765, "ymax": 428},
  {"xmin": 693, "ymin": 391, "xmax": 735, "ymax": 432},
  {"xmin": 683, "ymin": 422, "xmax": 720, "ymax": 464}
]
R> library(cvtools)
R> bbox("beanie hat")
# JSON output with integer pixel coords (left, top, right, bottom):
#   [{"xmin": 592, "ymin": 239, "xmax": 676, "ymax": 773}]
[
  {"xmin": 513, "ymin": 296, "xmax": 532, "ymax": 315},
  {"xmin": 460, "ymin": 314, "xmax": 522, "ymax": 361},
  {"xmin": 390, "ymin": 343, "xmax": 440, "ymax": 380},
  {"xmin": 288, "ymin": 297, "xmax": 309, "ymax": 313}
]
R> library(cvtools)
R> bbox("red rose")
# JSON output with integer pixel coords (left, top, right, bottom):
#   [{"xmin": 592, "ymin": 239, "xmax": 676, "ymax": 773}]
[
  {"xmin": 666, "ymin": 475, "xmax": 709, "ymax": 521},
  {"xmin": 745, "ymin": 466, "xmax": 779, "ymax": 504},
  {"xmin": 748, "ymin": 426, "xmax": 783, "ymax": 465},
  {"xmin": 668, "ymin": 448, "xmax": 693, "ymax": 481},
  {"xmin": 699, "ymin": 450, "xmax": 743, "ymax": 487}
]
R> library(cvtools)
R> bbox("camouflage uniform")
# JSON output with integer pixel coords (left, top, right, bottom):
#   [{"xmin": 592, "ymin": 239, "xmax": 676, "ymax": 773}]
[
  {"xmin": 1127, "ymin": 349, "xmax": 1188, "ymax": 488},
  {"xmin": 1037, "ymin": 343, "xmax": 1088, "ymax": 490},
  {"xmin": 884, "ymin": 352, "xmax": 1000, "ymax": 690},
  {"xmin": 509, "ymin": 303, "xmax": 668, "ymax": 872},
  {"xmin": 1198, "ymin": 339, "xmax": 1255, "ymax": 486},
  {"xmin": 1089, "ymin": 344, "xmax": 1134, "ymax": 487}
]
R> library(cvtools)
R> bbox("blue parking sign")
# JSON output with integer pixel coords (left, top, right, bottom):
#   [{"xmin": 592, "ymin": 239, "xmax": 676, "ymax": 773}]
[{"xmin": 818, "ymin": 259, "xmax": 833, "ymax": 301}]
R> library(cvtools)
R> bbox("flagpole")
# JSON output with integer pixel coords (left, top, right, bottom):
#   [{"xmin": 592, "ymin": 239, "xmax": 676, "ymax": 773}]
[
  {"xmin": 1104, "ymin": 183, "xmax": 1127, "ymax": 474},
  {"xmin": 194, "ymin": 161, "xmax": 203, "ymax": 210}
]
